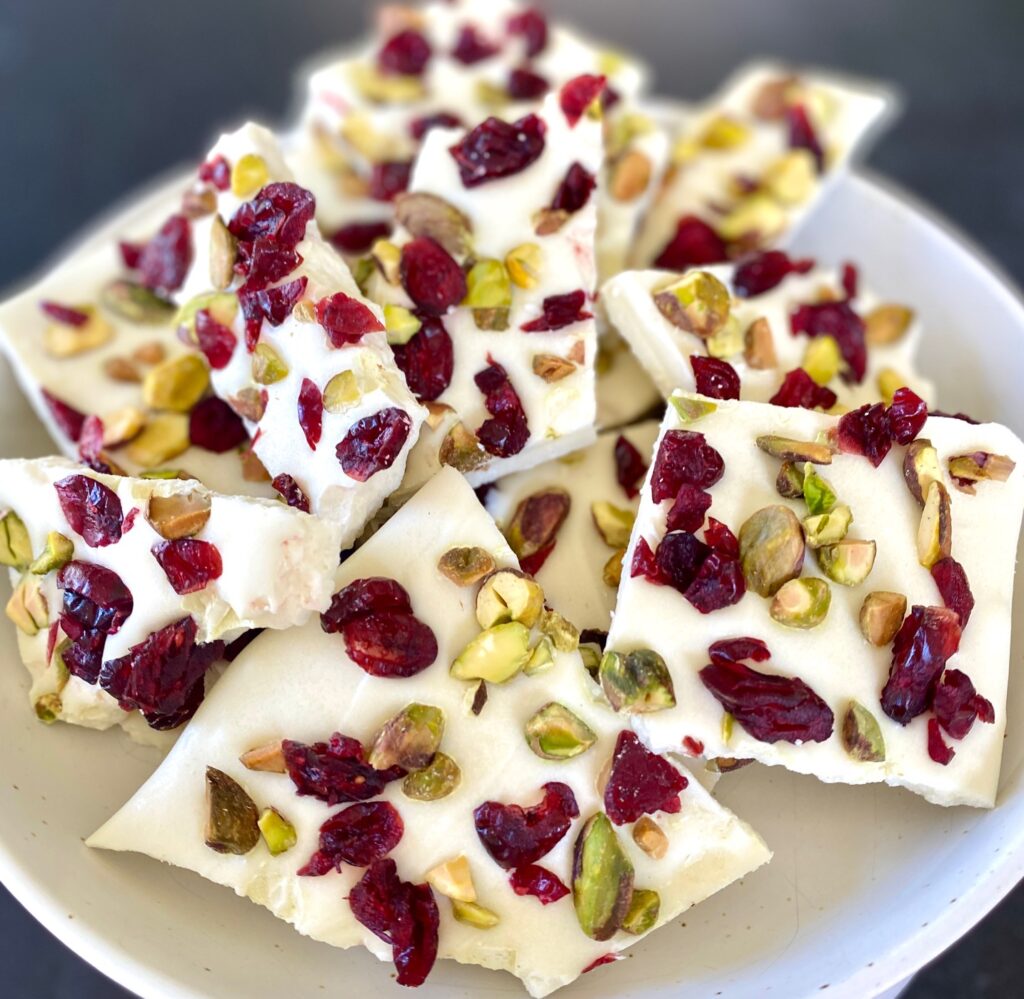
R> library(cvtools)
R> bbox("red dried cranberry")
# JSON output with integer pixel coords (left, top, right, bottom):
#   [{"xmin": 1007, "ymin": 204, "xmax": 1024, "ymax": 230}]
[
  {"xmin": 283, "ymin": 733, "xmax": 405, "ymax": 804},
  {"xmin": 378, "ymin": 29, "xmax": 431, "ymax": 76},
  {"xmin": 733, "ymin": 250, "xmax": 815, "ymax": 297},
  {"xmin": 931, "ymin": 557, "xmax": 975, "ymax": 627},
  {"xmin": 190, "ymin": 397, "xmax": 248, "ymax": 452},
  {"xmin": 54, "ymin": 474, "xmax": 123, "ymax": 547},
  {"xmin": 550, "ymin": 162, "xmax": 595, "ymax": 214},
  {"xmin": 77, "ymin": 416, "xmax": 104, "ymax": 467},
  {"xmin": 369, "ymin": 160, "xmax": 412, "ymax": 203},
  {"xmin": 655, "ymin": 531, "xmax": 711, "ymax": 595},
  {"xmin": 474, "ymin": 360, "xmax": 530, "ymax": 457},
  {"xmin": 198, "ymin": 154, "xmax": 230, "ymax": 191},
  {"xmin": 559, "ymin": 74, "xmax": 605, "ymax": 127},
  {"xmin": 343, "ymin": 612, "xmax": 439, "ymax": 678},
  {"xmin": 604, "ymin": 730, "xmax": 688, "ymax": 825},
  {"xmin": 297, "ymin": 377, "xmax": 323, "ymax": 450},
  {"xmin": 194, "ymin": 308, "xmax": 237, "ymax": 369},
  {"xmin": 299, "ymin": 801, "xmax": 404, "ymax": 875},
  {"xmin": 519, "ymin": 541, "xmax": 555, "ymax": 577},
  {"xmin": 685, "ymin": 550, "xmax": 746, "ymax": 613},
  {"xmin": 614, "ymin": 435, "xmax": 648, "ymax": 498},
  {"xmin": 769, "ymin": 368, "xmax": 838, "ymax": 410},
  {"xmin": 349, "ymin": 859, "xmax": 439, "ymax": 988},
  {"xmin": 136, "ymin": 214, "xmax": 192, "ymax": 292},
  {"xmin": 57, "ymin": 560, "xmax": 134, "ymax": 682},
  {"xmin": 119, "ymin": 241, "xmax": 143, "ymax": 270},
  {"xmin": 509, "ymin": 865, "xmax": 570, "ymax": 904},
  {"xmin": 336, "ymin": 407, "xmax": 413, "ymax": 481},
  {"xmin": 508, "ymin": 7, "xmax": 548, "ymax": 57},
  {"xmin": 700, "ymin": 656, "xmax": 833, "ymax": 743},
  {"xmin": 682, "ymin": 736, "xmax": 705, "ymax": 756},
  {"xmin": 41, "ymin": 388, "xmax": 87, "ymax": 441},
  {"xmin": 315, "ymin": 291, "xmax": 385, "ymax": 347},
  {"xmin": 790, "ymin": 300, "xmax": 867, "ymax": 384},
  {"xmin": 39, "ymin": 301, "xmax": 89, "ymax": 326},
  {"xmin": 451, "ymin": 25, "xmax": 499, "ymax": 64},
  {"xmin": 704, "ymin": 518, "xmax": 740, "ymax": 559},
  {"xmin": 709, "ymin": 637, "xmax": 771, "ymax": 666},
  {"xmin": 841, "ymin": 262, "xmax": 859, "ymax": 299},
  {"xmin": 449, "ymin": 113, "xmax": 546, "ymax": 187},
  {"xmin": 272, "ymin": 473, "xmax": 311, "ymax": 512},
  {"xmin": 927, "ymin": 717, "xmax": 955, "ymax": 766},
  {"xmin": 933, "ymin": 669, "xmax": 994, "ymax": 741},
  {"xmin": 630, "ymin": 536, "xmax": 658, "ymax": 579},
  {"xmin": 650, "ymin": 429, "xmax": 725, "ymax": 503},
  {"xmin": 239, "ymin": 276, "xmax": 308, "ymax": 351},
  {"xmin": 474, "ymin": 782, "xmax": 579, "ymax": 869},
  {"xmin": 582, "ymin": 954, "xmax": 621, "ymax": 974},
  {"xmin": 508, "ymin": 66, "xmax": 550, "ymax": 100},
  {"xmin": 391, "ymin": 314, "xmax": 454, "ymax": 401},
  {"xmin": 837, "ymin": 403, "xmax": 892, "ymax": 467},
  {"xmin": 399, "ymin": 237, "xmax": 467, "ymax": 316},
  {"xmin": 691, "ymin": 355, "xmax": 740, "ymax": 400},
  {"xmin": 236, "ymin": 240, "xmax": 302, "ymax": 292},
  {"xmin": 328, "ymin": 220, "xmax": 392, "ymax": 254},
  {"xmin": 888, "ymin": 386, "xmax": 928, "ymax": 444},
  {"xmin": 152, "ymin": 539, "xmax": 223, "ymax": 595},
  {"xmin": 321, "ymin": 577, "xmax": 413, "ymax": 633},
  {"xmin": 521, "ymin": 290, "xmax": 592, "ymax": 332},
  {"xmin": 229, "ymin": 182, "xmax": 315, "ymax": 264},
  {"xmin": 881, "ymin": 606, "xmax": 962, "ymax": 725},
  {"xmin": 787, "ymin": 104, "xmax": 825, "ymax": 172},
  {"xmin": 409, "ymin": 112, "xmax": 463, "ymax": 140},
  {"xmin": 654, "ymin": 215, "xmax": 728, "ymax": 270},
  {"xmin": 665, "ymin": 484, "xmax": 712, "ymax": 533}
]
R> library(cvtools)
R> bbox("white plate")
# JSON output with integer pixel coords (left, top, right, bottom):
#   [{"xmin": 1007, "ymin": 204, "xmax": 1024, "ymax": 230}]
[{"xmin": 1, "ymin": 168, "xmax": 1022, "ymax": 999}]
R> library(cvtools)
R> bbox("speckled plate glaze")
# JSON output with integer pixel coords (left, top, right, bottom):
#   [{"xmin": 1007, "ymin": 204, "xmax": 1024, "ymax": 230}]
[{"xmin": 0, "ymin": 168, "xmax": 1022, "ymax": 999}]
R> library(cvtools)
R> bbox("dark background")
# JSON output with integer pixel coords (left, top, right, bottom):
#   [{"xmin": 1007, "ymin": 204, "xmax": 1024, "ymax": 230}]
[{"xmin": 1, "ymin": 0, "xmax": 1022, "ymax": 995}]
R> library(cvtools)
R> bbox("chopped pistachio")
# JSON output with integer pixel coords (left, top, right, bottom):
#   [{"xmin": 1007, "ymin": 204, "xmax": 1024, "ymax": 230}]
[
  {"xmin": 239, "ymin": 448, "xmax": 271, "ymax": 482},
  {"xmin": 948, "ymin": 451, "xmax": 1016, "ymax": 493},
  {"xmin": 756, "ymin": 435, "xmax": 833, "ymax": 464},
  {"xmin": 917, "ymin": 481, "xmax": 952, "ymax": 568},
  {"xmin": 841, "ymin": 702, "xmax": 886, "ymax": 763},
  {"xmin": 744, "ymin": 316, "xmax": 777, "ymax": 369},
  {"xmin": 705, "ymin": 316, "xmax": 744, "ymax": 359},
  {"xmin": 251, "ymin": 343, "xmax": 289, "ymax": 385},
  {"xmin": 802, "ymin": 465, "xmax": 837, "ymax": 515},
  {"xmin": 142, "ymin": 354, "xmax": 209, "ymax": 412},
  {"xmin": 632, "ymin": 816, "xmax": 668, "ymax": 860},
  {"xmin": 803, "ymin": 504, "xmax": 853, "ymax": 548},
  {"xmin": 321, "ymin": 370, "xmax": 360, "ymax": 413},
  {"xmin": 652, "ymin": 271, "xmax": 731, "ymax": 340},
  {"xmin": 451, "ymin": 622, "xmax": 531, "ymax": 683},
  {"xmin": 738, "ymin": 505, "xmax": 806, "ymax": 596},
  {"xmin": 622, "ymin": 888, "xmax": 660, "ymax": 935},
  {"xmin": 239, "ymin": 740, "xmax": 286, "ymax": 773},
  {"xmin": 865, "ymin": 304, "xmax": 914, "ymax": 346},
  {"xmin": 776, "ymin": 461, "xmax": 806, "ymax": 499},
  {"xmin": 605, "ymin": 109, "xmax": 654, "ymax": 158},
  {"xmin": 539, "ymin": 608, "xmax": 579, "ymax": 652},
  {"xmin": 383, "ymin": 304, "xmax": 422, "ymax": 345},
  {"xmin": 859, "ymin": 591, "xmax": 907, "ymax": 646},
  {"xmin": 147, "ymin": 491, "xmax": 212, "ymax": 540},
  {"xmin": 402, "ymin": 751, "xmax": 460, "ymax": 801},
  {"xmin": 34, "ymin": 693, "xmax": 62, "ymax": 724},
  {"xmin": 524, "ymin": 703, "xmax": 597, "ymax": 760},
  {"xmin": 669, "ymin": 395, "xmax": 717, "ymax": 424},
  {"xmin": 705, "ymin": 756, "xmax": 753, "ymax": 774},
  {"xmin": 769, "ymin": 577, "xmax": 831, "ymax": 629},
  {"xmin": 103, "ymin": 357, "xmax": 142, "ymax": 383},
  {"xmin": 371, "ymin": 239, "xmax": 402, "ymax": 284},
  {"xmin": 476, "ymin": 569, "xmax": 544, "ymax": 629},
  {"xmin": 258, "ymin": 807, "xmax": 297, "ymax": 856},
  {"xmin": 394, "ymin": 192, "xmax": 472, "ymax": 259},
  {"xmin": 230, "ymin": 153, "xmax": 269, "ymax": 198},
  {"xmin": 524, "ymin": 637, "xmax": 554, "ymax": 676},
  {"xmin": 174, "ymin": 292, "xmax": 238, "ymax": 341},
  {"xmin": 700, "ymin": 114, "xmax": 750, "ymax": 149},
  {"xmin": 802, "ymin": 335, "xmax": 841, "ymax": 385},
  {"xmin": 875, "ymin": 367, "xmax": 904, "ymax": 406},
  {"xmin": 204, "ymin": 767, "xmax": 260, "ymax": 855},
  {"xmin": 609, "ymin": 149, "xmax": 653, "ymax": 201},
  {"xmin": 602, "ymin": 548, "xmax": 624, "ymax": 588},
  {"xmin": 816, "ymin": 539, "xmax": 876, "ymax": 586},
  {"xmin": 599, "ymin": 649, "xmax": 676, "ymax": 713},
  {"xmin": 716, "ymin": 193, "xmax": 786, "ymax": 244},
  {"xmin": 532, "ymin": 207, "xmax": 570, "ymax": 236},
  {"xmin": 208, "ymin": 215, "xmax": 238, "ymax": 290},
  {"xmin": 437, "ymin": 546, "xmax": 496, "ymax": 586},
  {"xmin": 5, "ymin": 575, "xmax": 48, "ymax": 635},
  {"xmin": 424, "ymin": 400, "xmax": 455, "ymax": 430},
  {"xmin": 139, "ymin": 467, "xmax": 194, "ymax": 481},
  {"xmin": 426, "ymin": 855, "xmax": 476, "ymax": 902},
  {"xmin": 505, "ymin": 488, "xmax": 570, "ymax": 561},
  {"xmin": 133, "ymin": 341, "xmax": 167, "ymax": 365},
  {"xmin": 505, "ymin": 242, "xmax": 543, "ymax": 289},
  {"xmin": 126, "ymin": 413, "xmax": 190, "ymax": 467},
  {"xmin": 591, "ymin": 501, "xmax": 634, "ymax": 549},
  {"xmin": 761, "ymin": 149, "xmax": 816, "ymax": 203},
  {"xmin": 439, "ymin": 422, "xmax": 489, "ymax": 473},
  {"xmin": 451, "ymin": 898, "xmax": 500, "ymax": 929},
  {"xmin": 100, "ymin": 279, "xmax": 175, "ymax": 324},
  {"xmin": 0, "ymin": 510, "xmax": 33, "ymax": 570},
  {"xmin": 572, "ymin": 812, "xmax": 635, "ymax": 941},
  {"xmin": 464, "ymin": 259, "xmax": 512, "ymax": 311},
  {"xmin": 44, "ymin": 306, "xmax": 114, "ymax": 358},
  {"xmin": 532, "ymin": 353, "xmax": 576, "ymax": 382},
  {"xmin": 368, "ymin": 704, "xmax": 444, "ymax": 771},
  {"xmin": 902, "ymin": 438, "xmax": 941, "ymax": 506},
  {"xmin": 29, "ymin": 532, "xmax": 74, "ymax": 574}
]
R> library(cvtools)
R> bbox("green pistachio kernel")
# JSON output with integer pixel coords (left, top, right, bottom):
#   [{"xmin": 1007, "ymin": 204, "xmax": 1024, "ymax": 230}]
[
  {"xmin": 29, "ymin": 532, "xmax": 74, "ymax": 575},
  {"xmin": 524, "ymin": 703, "xmax": 597, "ymax": 760},
  {"xmin": 258, "ymin": 807, "xmax": 297, "ymax": 856}
]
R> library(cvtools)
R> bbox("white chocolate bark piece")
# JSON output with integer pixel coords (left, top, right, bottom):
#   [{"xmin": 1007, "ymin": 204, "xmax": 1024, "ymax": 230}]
[
  {"xmin": 486, "ymin": 422, "xmax": 659, "ymax": 637},
  {"xmin": 171, "ymin": 123, "xmax": 426, "ymax": 547},
  {"xmin": 89, "ymin": 467, "xmax": 770, "ymax": 996},
  {"xmin": 594, "ymin": 335, "xmax": 662, "ymax": 429},
  {"xmin": 1, "ymin": 457, "xmax": 340, "ymax": 742},
  {"xmin": 603, "ymin": 261, "xmax": 934, "ymax": 409},
  {"xmin": 633, "ymin": 62, "xmax": 892, "ymax": 268},
  {"xmin": 606, "ymin": 392, "xmax": 1024, "ymax": 807},
  {"xmin": 367, "ymin": 85, "xmax": 602, "ymax": 491}
]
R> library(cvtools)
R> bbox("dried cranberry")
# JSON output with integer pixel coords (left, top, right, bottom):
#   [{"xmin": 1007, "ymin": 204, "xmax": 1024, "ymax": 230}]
[
  {"xmin": 349, "ymin": 859, "xmax": 439, "ymax": 988},
  {"xmin": 40, "ymin": 301, "xmax": 89, "ymax": 326},
  {"xmin": 336, "ymin": 407, "xmax": 413, "ymax": 481},
  {"xmin": 56, "ymin": 560, "xmax": 133, "ymax": 682},
  {"xmin": 507, "ymin": 7, "xmax": 548, "ymax": 57},
  {"xmin": 77, "ymin": 416, "xmax": 104, "ymax": 467},
  {"xmin": 198, "ymin": 154, "xmax": 230, "ymax": 191},
  {"xmin": 630, "ymin": 536, "xmax": 658, "ymax": 579},
  {"xmin": 452, "ymin": 25, "xmax": 498, "ymax": 64},
  {"xmin": 194, "ymin": 308, "xmax": 237, "ymax": 369},
  {"xmin": 343, "ymin": 612, "xmax": 439, "ymax": 678},
  {"xmin": 558, "ymin": 74, "xmax": 605, "ymax": 127},
  {"xmin": 604, "ymin": 730, "xmax": 688, "ymax": 825},
  {"xmin": 665, "ymin": 484, "xmax": 712, "ymax": 533},
  {"xmin": 369, "ymin": 160, "xmax": 412, "ymax": 203},
  {"xmin": 700, "ymin": 656, "xmax": 833, "ymax": 743},
  {"xmin": 118, "ymin": 241, "xmax": 143, "ymax": 270},
  {"xmin": 685, "ymin": 550, "xmax": 746, "ymax": 613},
  {"xmin": 315, "ymin": 291, "xmax": 385, "ymax": 347},
  {"xmin": 474, "ymin": 361, "xmax": 530, "ymax": 457},
  {"xmin": 283, "ymin": 733, "xmax": 405, "ymax": 805},
  {"xmin": 614, "ymin": 435, "xmax": 648, "ymax": 498},
  {"xmin": 321, "ymin": 578, "xmax": 414, "ymax": 633},
  {"xmin": 508, "ymin": 66, "xmax": 549, "ymax": 100},
  {"xmin": 582, "ymin": 954, "xmax": 621, "ymax": 974},
  {"xmin": 841, "ymin": 262, "xmax": 859, "ymax": 299},
  {"xmin": 190, "ymin": 397, "xmax": 248, "ymax": 452},
  {"xmin": 296, "ymin": 378, "xmax": 323, "ymax": 450},
  {"xmin": 704, "ymin": 517, "xmax": 740, "ymax": 558},
  {"xmin": 733, "ymin": 250, "xmax": 814, "ymax": 297},
  {"xmin": 881, "ymin": 606, "xmax": 962, "ymax": 725},
  {"xmin": 790, "ymin": 300, "xmax": 867, "ymax": 383},
  {"xmin": 927, "ymin": 717, "xmax": 955, "ymax": 766},
  {"xmin": 933, "ymin": 668, "xmax": 994, "ymax": 741},
  {"xmin": 378, "ymin": 29, "xmax": 431, "ymax": 76},
  {"xmin": 521, "ymin": 290, "xmax": 592, "ymax": 332},
  {"xmin": 299, "ymin": 801, "xmax": 404, "ymax": 875},
  {"xmin": 655, "ymin": 531, "xmax": 710, "ymax": 595},
  {"xmin": 931, "ymin": 557, "xmax": 975, "ymax": 627},
  {"xmin": 328, "ymin": 220, "xmax": 392, "ymax": 254},
  {"xmin": 888, "ymin": 386, "xmax": 928, "ymax": 444},
  {"xmin": 399, "ymin": 237, "xmax": 467, "ymax": 316},
  {"xmin": 449, "ymin": 113, "xmax": 546, "ymax": 187},
  {"xmin": 41, "ymin": 388, "xmax": 87, "ymax": 441},
  {"xmin": 682, "ymin": 736, "xmax": 705, "ymax": 756},
  {"xmin": 136, "ymin": 214, "xmax": 192, "ymax": 292},
  {"xmin": 474, "ymin": 782, "xmax": 579, "ymax": 869},
  {"xmin": 54, "ymin": 474, "xmax": 123, "ymax": 547},
  {"xmin": 229, "ymin": 183, "xmax": 315, "ymax": 286},
  {"xmin": 549, "ymin": 162, "xmax": 595, "ymax": 215},
  {"xmin": 691, "ymin": 355, "xmax": 740, "ymax": 400},
  {"xmin": 787, "ymin": 104, "xmax": 825, "ymax": 172},
  {"xmin": 272, "ymin": 473, "xmax": 311, "ymax": 512},
  {"xmin": 654, "ymin": 215, "xmax": 728, "ymax": 270},
  {"xmin": 709, "ymin": 637, "xmax": 771, "ymax": 666},
  {"xmin": 236, "ymin": 240, "xmax": 302, "ymax": 293},
  {"xmin": 409, "ymin": 112, "xmax": 463, "ymax": 140},
  {"xmin": 837, "ymin": 403, "xmax": 892, "ymax": 467},
  {"xmin": 509, "ymin": 865, "xmax": 570, "ymax": 904},
  {"xmin": 239, "ymin": 276, "xmax": 308, "ymax": 352},
  {"xmin": 519, "ymin": 541, "xmax": 555, "ymax": 577},
  {"xmin": 650, "ymin": 429, "xmax": 725, "ymax": 503},
  {"xmin": 151, "ymin": 539, "xmax": 223, "ymax": 595},
  {"xmin": 769, "ymin": 368, "xmax": 838, "ymax": 410},
  {"xmin": 391, "ymin": 314, "xmax": 454, "ymax": 401}
]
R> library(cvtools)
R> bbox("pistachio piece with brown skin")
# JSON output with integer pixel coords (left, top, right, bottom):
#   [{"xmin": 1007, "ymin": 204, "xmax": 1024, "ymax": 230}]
[
  {"xmin": 859, "ymin": 591, "xmax": 907, "ymax": 646},
  {"xmin": 776, "ymin": 461, "xmax": 805, "ymax": 499},
  {"xmin": 902, "ymin": 438, "xmax": 941, "ymax": 505},
  {"xmin": 394, "ymin": 192, "xmax": 473, "ymax": 259},
  {"xmin": 524, "ymin": 702, "xmax": 597, "ymax": 760},
  {"xmin": 208, "ymin": 216, "xmax": 238, "ymax": 290},
  {"xmin": 705, "ymin": 756, "xmax": 754, "ymax": 775},
  {"xmin": 227, "ymin": 387, "xmax": 267, "ymax": 422},
  {"xmin": 439, "ymin": 422, "xmax": 489, "ymax": 473},
  {"xmin": 865, "ymin": 304, "xmax": 914, "ymax": 346},
  {"xmin": 769, "ymin": 577, "xmax": 831, "ymax": 629},
  {"xmin": 506, "ymin": 488, "xmax": 571, "ymax": 562},
  {"xmin": 532, "ymin": 354, "xmax": 576, "ymax": 382},
  {"xmin": 744, "ymin": 316, "xmax": 777, "ymax": 369},
  {"xmin": 100, "ymin": 279, "xmax": 175, "ymax": 324},
  {"xmin": 5, "ymin": 575, "xmax": 48, "ymax": 635},
  {"xmin": 599, "ymin": 649, "xmax": 676, "ymax": 713},
  {"xmin": 631, "ymin": 816, "xmax": 668, "ymax": 860},
  {"xmin": 402, "ymin": 751, "xmax": 461, "ymax": 801},
  {"xmin": 532, "ymin": 207, "xmax": 570, "ymax": 236},
  {"xmin": 147, "ymin": 491, "xmax": 212, "ymax": 540},
  {"xmin": 371, "ymin": 239, "xmax": 402, "ymax": 285},
  {"xmin": 591, "ymin": 501, "xmax": 634, "ymax": 549},
  {"xmin": 917, "ymin": 481, "xmax": 952, "ymax": 569},
  {"xmin": 622, "ymin": 888, "xmax": 661, "ymax": 935},
  {"xmin": 609, "ymin": 149, "xmax": 652, "ymax": 201},
  {"xmin": 756, "ymin": 435, "xmax": 834, "ymax": 465},
  {"xmin": 133, "ymin": 341, "xmax": 167, "ymax": 365},
  {"xmin": 751, "ymin": 74, "xmax": 800, "ymax": 119},
  {"xmin": 572, "ymin": 812, "xmax": 635, "ymax": 941},
  {"xmin": 738, "ymin": 505, "xmax": 806, "ymax": 596},
  {"xmin": 652, "ymin": 271, "xmax": 731, "ymax": 340},
  {"xmin": 368, "ymin": 704, "xmax": 444, "ymax": 771},
  {"xmin": 947, "ymin": 451, "xmax": 1016, "ymax": 494},
  {"xmin": 476, "ymin": 569, "xmax": 545, "ymax": 629},
  {"xmin": 103, "ymin": 357, "xmax": 142, "ymax": 383},
  {"xmin": 841, "ymin": 702, "xmax": 886, "ymax": 763},
  {"xmin": 204, "ymin": 767, "xmax": 260, "ymax": 855},
  {"xmin": 239, "ymin": 740, "xmax": 286, "ymax": 773},
  {"xmin": 816, "ymin": 539, "xmax": 877, "ymax": 586},
  {"xmin": 438, "ymin": 546, "xmax": 496, "ymax": 586}
]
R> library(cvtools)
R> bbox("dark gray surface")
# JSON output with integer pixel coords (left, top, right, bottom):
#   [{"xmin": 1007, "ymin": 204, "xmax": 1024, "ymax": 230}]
[{"xmin": 0, "ymin": 1, "xmax": 1021, "ymax": 995}]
